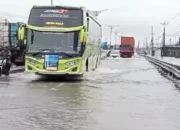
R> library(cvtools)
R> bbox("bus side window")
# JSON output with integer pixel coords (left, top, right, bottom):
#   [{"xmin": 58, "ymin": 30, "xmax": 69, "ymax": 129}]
[{"xmin": 86, "ymin": 13, "xmax": 89, "ymax": 32}]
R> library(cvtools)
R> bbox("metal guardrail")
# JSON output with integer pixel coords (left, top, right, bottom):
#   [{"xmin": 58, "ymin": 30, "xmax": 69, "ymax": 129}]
[{"xmin": 144, "ymin": 55, "xmax": 180, "ymax": 79}]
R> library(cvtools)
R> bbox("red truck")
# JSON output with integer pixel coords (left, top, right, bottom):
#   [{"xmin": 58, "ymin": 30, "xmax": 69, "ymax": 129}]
[{"xmin": 120, "ymin": 36, "xmax": 135, "ymax": 58}]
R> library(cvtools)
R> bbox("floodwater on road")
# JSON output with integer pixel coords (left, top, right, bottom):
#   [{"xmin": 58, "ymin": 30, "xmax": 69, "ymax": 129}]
[{"xmin": 0, "ymin": 55, "xmax": 180, "ymax": 130}]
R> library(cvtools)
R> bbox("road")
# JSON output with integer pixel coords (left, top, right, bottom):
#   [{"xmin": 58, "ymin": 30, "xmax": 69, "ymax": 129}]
[{"xmin": 0, "ymin": 55, "xmax": 180, "ymax": 130}]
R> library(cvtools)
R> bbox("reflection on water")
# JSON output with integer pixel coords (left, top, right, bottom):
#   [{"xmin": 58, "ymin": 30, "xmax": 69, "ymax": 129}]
[{"xmin": 0, "ymin": 57, "xmax": 180, "ymax": 130}]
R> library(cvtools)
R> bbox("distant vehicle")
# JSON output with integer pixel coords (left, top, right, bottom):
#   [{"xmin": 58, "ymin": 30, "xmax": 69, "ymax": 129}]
[
  {"xmin": 0, "ymin": 22, "xmax": 26, "ymax": 65},
  {"xmin": 120, "ymin": 37, "xmax": 135, "ymax": 58},
  {"xmin": 101, "ymin": 42, "xmax": 108, "ymax": 50},
  {"xmin": 110, "ymin": 50, "xmax": 120, "ymax": 58}
]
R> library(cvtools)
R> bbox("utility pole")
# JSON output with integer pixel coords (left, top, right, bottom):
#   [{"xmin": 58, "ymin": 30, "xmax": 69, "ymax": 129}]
[
  {"xmin": 137, "ymin": 40, "xmax": 140, "ymax": 52},
  {"xmin": 151, "ymin": 26, "xmax": 155, "ymax": 56},
  {"xmin": 145, "ymin": 37, "xmax": 148, "ymax": 49},
  {"xmin": 155, "ymin": 39, "xmax": 158, "ymax": 48},
  {"xmin": 120, "ymin": 32, "xmax": 123, "ymax": 46},
  {"xmin": 114, "ymin": 32, "xmax": 118, "ymax": 46},
  {"xmin": 151, "ymin": 26, "xmax": 154, "ymax": 48},
  {"xmin": 121, "ymin": 32, "xmax": 123, "ymax": 37},
  {"xmin": 138, "ymin": 40, "xmax": 140, "ymax": 49},
  {"xmin": 106, "ymin": 25, "xmax": 118, "ymax": 46},
  {"xmin": 51, "ymin": 0, "xmax": 53, "ymax": 5},
  {"xmin": 92, "ymin": 9, "xmax": 108, "ymax": 16},
  {"xmin": 161, "ymin": 22, "xmax": 168, "ymax": 47},
  {"xmin": 145, "ymin": 37, "xmax": 148, "ymax": 54},
  {"xmin": 170, "ymin": 38, "xmax": 172, "ymax": 45}
]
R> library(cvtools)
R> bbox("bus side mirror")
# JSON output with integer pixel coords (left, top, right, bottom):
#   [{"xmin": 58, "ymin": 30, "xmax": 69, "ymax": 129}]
[
  {"xmin": 80, "ymin": 29, "xmax": 87, "ymax": 43},
  {"xmin": 18, "ymin": 25, "xmax": 27, "ymax": 47},
  {"xmin": 18, "ymin": 26, "xmax": 27, "ymax": 41}
]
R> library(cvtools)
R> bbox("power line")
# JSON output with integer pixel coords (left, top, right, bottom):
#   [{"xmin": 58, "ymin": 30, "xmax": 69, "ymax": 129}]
[
  {"xmin": 167, "ymin": 11, "xmax": 180, "ymax": 23},
  {"xmin": 159, "ymin": 11, "xmax": 180, "ymax": 37},
  {"xmin": 0, "ymin": 15, "xmax": 27, "ymax": 20},
  {"xmin": 167, "ymin": 30, "xmax": 180, "ymax": 36},
  {"xmin": 105, "ymin": 24, "xmax": 118, "ymax": 45},
  {"xmin": 92, "ymin": 9, "xmax": 108, "ymax": 16},
  {"xmin": 0, "ymin": 10, "xmax": 28, "ymax": 19},
  {"xmin": 56, "ymin": 0, "xmax": 63, "ymax": 5},
  {"xmin": 0, "ymin": 11, "xmax": 28, "ymax": 23}
]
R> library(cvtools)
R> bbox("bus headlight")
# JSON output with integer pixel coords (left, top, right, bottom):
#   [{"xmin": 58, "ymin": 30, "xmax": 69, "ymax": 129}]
[
  {"xmin": 29, "ymin": 59, "xmax": 37, "ymax": 65},
  {"xmin": 67, "ymin": 60, "xmax": 78, "ymax": 66}
]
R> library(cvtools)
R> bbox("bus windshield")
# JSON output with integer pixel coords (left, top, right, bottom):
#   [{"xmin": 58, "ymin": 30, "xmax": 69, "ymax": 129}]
[
  {"xmin": 28, "ymin": 8, "xmax": 83, "ymax": 27},
  {"xmin": 27, "ymin": 30, "xmax": 80, "ymax": 53}
]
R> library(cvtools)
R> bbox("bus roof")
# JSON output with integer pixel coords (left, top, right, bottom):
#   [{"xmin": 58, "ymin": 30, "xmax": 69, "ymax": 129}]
[
  {"xmin": 31, "ymin": 5, "xmax": 98, "ymax": 20},
  {"xmin": 31, "ymin": 5, "xmax": 99, "ymax": 24},
  {"xmin": 32, "ymin": 5, "xmax": 84, "ymax": 10}
]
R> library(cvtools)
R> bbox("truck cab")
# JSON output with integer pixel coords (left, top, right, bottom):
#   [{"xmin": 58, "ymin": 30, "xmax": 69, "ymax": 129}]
[
  {"xmin": 120, "ymin": 45, "xmax": 134, "ymax": 58},
  {"xmin": 120, "ymin": 36, "xmax": 135, "ymax": 58}
]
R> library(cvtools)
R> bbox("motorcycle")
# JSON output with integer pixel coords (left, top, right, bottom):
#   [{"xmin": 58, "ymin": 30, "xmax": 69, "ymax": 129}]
[{"xmin": 0, "ymin": 58, "xmax": 10, "ymax": 77}]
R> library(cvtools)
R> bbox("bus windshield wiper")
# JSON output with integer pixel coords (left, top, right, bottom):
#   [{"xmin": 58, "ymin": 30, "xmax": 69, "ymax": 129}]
[
  {"xmin": 32, "ymin": 49, "xmax": 76, "ymax": 57},
  {"xmin": 32, "ymin": 49, "xmax": 55, "ymax": 56},
  {"xmin": 57, "ymin": 52, "xmax": 75, "ymax": 57}
]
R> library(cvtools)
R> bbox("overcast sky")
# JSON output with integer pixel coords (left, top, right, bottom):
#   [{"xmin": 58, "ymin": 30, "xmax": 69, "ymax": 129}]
[{"xmin": 1, "ymin": 0, "xmax": 180, "ymax": 46}]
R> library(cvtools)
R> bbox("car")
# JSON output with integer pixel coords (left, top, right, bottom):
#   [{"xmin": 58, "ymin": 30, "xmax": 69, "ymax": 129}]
[{"xmin": 110, "ymin": 50, "xmax": 120, "ymax": 58}]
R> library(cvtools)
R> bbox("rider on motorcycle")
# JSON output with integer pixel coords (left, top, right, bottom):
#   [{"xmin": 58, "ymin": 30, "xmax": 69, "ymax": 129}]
[{"xmin": 0, "ymin": 45, "xmax": 12, "ymax": 72}]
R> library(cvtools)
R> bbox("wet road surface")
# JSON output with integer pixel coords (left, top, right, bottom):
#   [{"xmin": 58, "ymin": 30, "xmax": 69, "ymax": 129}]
[{"xmin": 1, "ymin": 55, "xmax": 180, "ymax": 130}]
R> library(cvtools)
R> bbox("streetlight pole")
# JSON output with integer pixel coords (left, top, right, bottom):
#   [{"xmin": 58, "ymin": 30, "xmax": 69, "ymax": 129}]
[
  {"xmin": 151, "ymin": 26, "xmax": 155, "ymax": 56},
  {"xmin": 92, "ymin": 9, "xmax": 108, "ymax": 16},
  {"xmin": 145, "ymin": 37, "xmax": 148, "ymax": 49},
  {"xmin": 51, "ymin": 0, "xmax": 53, "ymax": 5},
  {"xmin": 161, "ymin": 22, "xmax": 168, "ymax": 47},
  {"xmin": 114, "ymin": 32, "xmax": 120, "ymax": 49},
  {"xmin": 114, "ymin": 32, "xmax": 118, "ymax": 45}
]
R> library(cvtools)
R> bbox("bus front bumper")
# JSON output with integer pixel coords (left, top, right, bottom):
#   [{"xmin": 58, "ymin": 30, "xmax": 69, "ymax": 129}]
[{"xmin": 25, "ymin": 65, "xmax": 83, "ymax": 76}]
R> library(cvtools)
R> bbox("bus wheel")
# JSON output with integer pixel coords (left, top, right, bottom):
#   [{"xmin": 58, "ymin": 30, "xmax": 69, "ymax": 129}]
[{"xmin": 86, "ymin": 59, "xmax": 88, "ymax": 72}]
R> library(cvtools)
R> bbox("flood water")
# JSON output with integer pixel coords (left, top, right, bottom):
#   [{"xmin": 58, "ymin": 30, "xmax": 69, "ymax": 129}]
[{"xmin": 0, "ymin": 55, "xmax": 180, "ymax": 130}]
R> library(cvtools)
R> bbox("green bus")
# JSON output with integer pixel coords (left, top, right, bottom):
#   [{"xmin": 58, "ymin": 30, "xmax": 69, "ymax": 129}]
[{"xmin": 19, "ymin": 6, "xmax": 102, "ymax": 76}]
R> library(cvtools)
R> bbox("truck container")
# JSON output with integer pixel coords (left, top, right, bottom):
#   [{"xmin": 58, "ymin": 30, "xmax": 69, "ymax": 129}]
[
  {"xmin": 120, "ymin": 36, "xmax": 135, "ymax": 58},
  {"xmin": 0, "ymin": 22, "xmax": 26, "ymax": 65}
]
